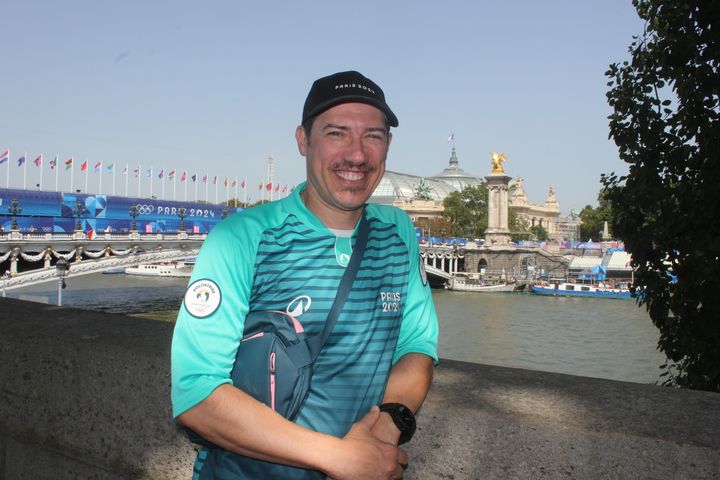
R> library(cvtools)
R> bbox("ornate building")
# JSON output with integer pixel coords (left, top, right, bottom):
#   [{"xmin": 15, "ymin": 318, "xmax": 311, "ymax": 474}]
[{"xmin": 369, "ymin": 147, "xmax": 569, "ymax": 241}]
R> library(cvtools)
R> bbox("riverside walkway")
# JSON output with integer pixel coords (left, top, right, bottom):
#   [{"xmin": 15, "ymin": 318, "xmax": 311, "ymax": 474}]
[{"xmin": 1, "ymin": 297, "xmax": 718, "ymax": 479}]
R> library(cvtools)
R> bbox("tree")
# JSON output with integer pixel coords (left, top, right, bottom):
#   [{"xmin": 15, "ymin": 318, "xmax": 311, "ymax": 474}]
[
  {"xmin": 603, "ymin": 0, "xmax": 719, "ymax": 391},
  {"xmin": 578, "ymin": 191, "xmax": 613, "ymax": 241},
  {"xmin": 441, "ymin": 184, "xmax": 488, "ymax": 239},
  {"xmin": 530, "ymin": 224, "xmax": 549, "ymax": 242}
]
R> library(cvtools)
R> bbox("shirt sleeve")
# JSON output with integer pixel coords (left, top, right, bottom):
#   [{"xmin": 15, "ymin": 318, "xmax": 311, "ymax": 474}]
[
  {"xmin": 170, "ymin": 216, "xmax": 258, "ymax": 418},
  {"xmin": 392, "ymin": 212, "xmax": 439, "ymax": 365}
]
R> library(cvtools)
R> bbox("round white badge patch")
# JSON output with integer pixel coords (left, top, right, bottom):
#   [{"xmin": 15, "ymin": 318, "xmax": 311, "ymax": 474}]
[{"xmin": 184, "ymin": 279, "xmax": 222, "ymax": 318}]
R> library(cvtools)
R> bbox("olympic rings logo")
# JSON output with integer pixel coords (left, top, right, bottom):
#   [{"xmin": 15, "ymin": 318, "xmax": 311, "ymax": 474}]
[{"xmin": 135, "ymin": 205, "xmax": 155, "ymax": 215}]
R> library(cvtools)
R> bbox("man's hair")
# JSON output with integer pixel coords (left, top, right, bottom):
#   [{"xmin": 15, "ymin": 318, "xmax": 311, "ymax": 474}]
[{"xmin": 301, "ymin": 114, "xmax": 391, "ymax": 145}]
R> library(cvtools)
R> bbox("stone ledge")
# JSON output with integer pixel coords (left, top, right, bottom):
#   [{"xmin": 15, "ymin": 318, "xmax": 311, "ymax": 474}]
[{"xmin": 1, "ymin": 297, "xmax": 718, "ymax": 479}]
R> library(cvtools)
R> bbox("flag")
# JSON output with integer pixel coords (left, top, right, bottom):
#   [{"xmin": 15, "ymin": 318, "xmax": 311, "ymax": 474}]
[
  {"xmin": 49, "ymin": 157, "xmax": 57, "ymax": 170},
  {"xmin": 241, "ymin": 178, "xmax": 246, "ymax": 188},
  {"xmin": 192, "ymin": 174, "xmax": 197, "ymax": 182},
  {"xmin": 87, "ymin": 228, "xmax": 95, "ymax": 240},
  {"xmin": 65, "ymin": 158, "xmax": 73, "ymax": 170},
  {"xmin": 282, "ymin": 184, "xmax": 288, "ymax": 193},
  {"xmin": 275, "ymin": 183, "xmax": 280, "ymax": 192},
  {"xmin": 107, "ymin": 163, "xmax": 114, "ymax": 172},
  {"xmin": 258, "ymin": 182, "xmax": 262, "ymax": 190},
  {"xmin": 0, "ymin": 150, "xmax": 8, "ymax": 164},
  {"xmin": 80, "ymin": 160, "xmax": 88, "ymax": 171},
  {"xmin": 265, "ymin": 182, "xmax": 272, "ymax": 192},
  {"xmin": 168, "ymin": 169, "xmax": 175, "ymax": 179},
  {"xmin": 145, "ymin": 168, "xmax": 152, "ymax": 177},
  {"xmin": 33, "ymin": 155, "xmax": 42, "ymax": 167},
  {"xmin": 133, "ymin": 168, "xmax": 139, "ymax": 177},
  {"xmin": 17, "ymin": 156, "xmax": 26, "ymax": 167},
  {"xmin": 94, "ymin": 162, "xmax": 102, "ymax": 173},
  {"xmin": 213, "ymin": 176, "xmax": 217, "ymax": 185},
  {"xmin": 231, "ymin": 179, "xmax": 237, "ymax": 187},
  {"xmin": 158, "ymin": 169, "xmax": 164, "ymax": 179},
  {"xmin": 223, "ymin": 177, "xmax": 228, "ymax": 187},
  {"xmin": 447, "ymin": 133, "xmax": 454, "ymax": 143},
  {"xmin": 202, "ymin": 175, "xmax": 207, "ymax": 183},
  {"xmin": 181, "ymin": 172, "xmax": 187, "ymax": 182},
  {"xmin": 122, "ymin": 166, "xmax": 128, "ymax": 174}
]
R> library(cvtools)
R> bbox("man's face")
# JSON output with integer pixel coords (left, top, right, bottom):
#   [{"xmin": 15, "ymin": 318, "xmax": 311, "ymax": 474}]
[{"xmin": 296, "ymin": 102, "xmax": 392, "ymax": 226}]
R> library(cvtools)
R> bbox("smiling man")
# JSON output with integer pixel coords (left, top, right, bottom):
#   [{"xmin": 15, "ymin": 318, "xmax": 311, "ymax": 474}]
[{"xmin": 171, "ymin": 71, "xmax": 439, "ymax": 479}]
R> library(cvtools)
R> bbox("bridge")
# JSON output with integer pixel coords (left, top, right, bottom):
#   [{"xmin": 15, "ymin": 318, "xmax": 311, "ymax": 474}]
[{"xmin": 0, "ymin": 230, "xmax": 204, "ymax": 291}]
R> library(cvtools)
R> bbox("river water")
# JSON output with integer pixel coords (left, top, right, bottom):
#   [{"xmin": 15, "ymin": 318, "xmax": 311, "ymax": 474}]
[{"xmin": 8, "ymin": 274, "xmax": 666, "ymax": 385}]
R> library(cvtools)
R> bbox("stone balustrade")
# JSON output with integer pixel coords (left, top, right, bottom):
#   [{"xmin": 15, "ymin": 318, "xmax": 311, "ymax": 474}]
[{"xmin": 1, "ymin": 297, "xmax": 718, "ymax": 479}]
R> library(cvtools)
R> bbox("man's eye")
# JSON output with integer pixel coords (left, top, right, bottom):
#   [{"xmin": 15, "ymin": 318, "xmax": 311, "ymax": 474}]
[{"xmin": 327, "ymin": 130, "xmax": 344, "ymax": 137}]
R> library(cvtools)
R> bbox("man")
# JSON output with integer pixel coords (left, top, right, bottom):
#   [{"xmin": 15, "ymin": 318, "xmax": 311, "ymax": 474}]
[{"xmin": 172, "ymin": 71, "xmax": 438, "ymax": 479}]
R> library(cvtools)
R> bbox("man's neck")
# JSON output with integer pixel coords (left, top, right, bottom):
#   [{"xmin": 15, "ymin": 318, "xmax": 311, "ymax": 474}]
[{"xmin": 301, "ymin": 190, "xmax": 362, "ymax": 230}]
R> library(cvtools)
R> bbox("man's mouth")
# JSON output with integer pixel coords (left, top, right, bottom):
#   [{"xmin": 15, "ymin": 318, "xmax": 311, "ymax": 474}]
[{"xmin": 336, "ymin": 170, "xmax": 366, "ymax": 181}]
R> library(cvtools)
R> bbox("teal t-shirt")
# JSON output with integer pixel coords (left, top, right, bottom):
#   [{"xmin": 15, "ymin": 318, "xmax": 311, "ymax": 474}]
[{"xmin": 171, "ymin": 182, "xmax": 438, "ymax": 438}]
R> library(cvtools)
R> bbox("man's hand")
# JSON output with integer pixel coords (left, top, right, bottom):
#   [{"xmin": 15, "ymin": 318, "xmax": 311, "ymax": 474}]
[
  {"xmin": 370, "ymin": 411, "xmax": 402, "ymax": 445},
  {"xmin": 326, "ymin": 406, "xmax": 408, "ymax": 480}
]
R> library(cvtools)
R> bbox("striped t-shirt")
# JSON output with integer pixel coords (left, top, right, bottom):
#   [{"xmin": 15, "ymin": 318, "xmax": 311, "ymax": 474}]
[{"xmin": 171, "ymin": 182, "xmax": 438, "ymax": 473}]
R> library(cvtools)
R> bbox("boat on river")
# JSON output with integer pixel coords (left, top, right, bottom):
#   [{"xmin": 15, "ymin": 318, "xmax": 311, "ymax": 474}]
[
  {"xmin": 449, "ymin": 274, "xmax": 524, "ymax": 292},
  {"xmin": 124, "ymin": 261, "xmax": 194, "ymax": 278},
  {"xmin": 530, "ymin": 281, "xmax": 632, "ymax": 299}
]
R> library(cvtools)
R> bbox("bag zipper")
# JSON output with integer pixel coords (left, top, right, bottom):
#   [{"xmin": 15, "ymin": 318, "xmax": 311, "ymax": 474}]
[{"xmin": 270, "ymin": 351, "xmax": 276, "ymax": 411}]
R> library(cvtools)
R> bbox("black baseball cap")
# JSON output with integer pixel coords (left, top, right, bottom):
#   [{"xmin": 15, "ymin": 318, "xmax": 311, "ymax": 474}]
[{"xmin": 302, "ymin": 70, "xmax": 399, "ymax": 127}]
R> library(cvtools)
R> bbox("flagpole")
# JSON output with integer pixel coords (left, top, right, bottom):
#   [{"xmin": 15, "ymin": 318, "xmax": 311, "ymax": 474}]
[
  {"xmin": 160, "ymin": 171, "xmax": 165, "ymax": 200},
  {"xmin": 38, "ymin": 154, "xmax": 43, "ymax": 191},
  {"xmin": 4, "ymin": 150, "xmax": 9, "ymax": 188},
  {"xmin": 98, "ymin": 163, "xmax": 103, "ymax": 195},
  {"xmin": 4, "ymin": 149, "xmax": 9, "ymax": 187},
  {"xmin": 23, "ymin": 151, "xmax": 28, "ymax": 190},
  {"xmin": 173, "ymin": 174, "xmax": 176, "ymax": 201},
  {"xmin": 125, "ymin": 164, "xmax": 129, "ymax": 196},
  {"xmin": 184, "ymin": 173, "xmax": 188, "ymax": 201},
  {"xmin": 234, "ymin": 177, "xmax": 238, "ymax": 207},
  {"xmin": 70, "ymin": 157, "xmax": 74, "ymax": 193},
  {"xmin": 150, "ymin": 167, "xmax": 154, "ymax": 199},
  {"xmin": 194, "ymin": 173, "xmax": 198, "ymax": 202},
  {"xmin": 226, "ymin": 178, "xmax": 229, "ymax": 204},
  {"xmin": 54, "ymin": 155, "xmax": 59, "ymax": 192},
  {"xmin": 205, "ymin": 174, "xmax": 209, "ymax": 202},
  {"xmin": 84, "ymin": 159, "xmax": 89, "ymax": 193},
  {"xmin": 215, "ymin": 178, "xmax": 219, "ymax": 204},
  {"xmin": 112, "ymin": 164, "xmax": 116, "ymax": 196},
  {"xmin": 137, "ymin": 164, "xmax": 141, "ymax": 197}
]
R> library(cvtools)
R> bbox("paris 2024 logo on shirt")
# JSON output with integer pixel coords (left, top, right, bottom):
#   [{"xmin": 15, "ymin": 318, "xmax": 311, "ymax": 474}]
[{"xmin": 184, "ymin": 279, "xmax": 222, "ymax": 318}]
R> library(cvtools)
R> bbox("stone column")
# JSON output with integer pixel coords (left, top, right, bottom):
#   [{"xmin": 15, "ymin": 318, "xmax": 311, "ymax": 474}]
[{"xmin": 484, "ymin": 172, "xmax": 512, "ymax": 246}]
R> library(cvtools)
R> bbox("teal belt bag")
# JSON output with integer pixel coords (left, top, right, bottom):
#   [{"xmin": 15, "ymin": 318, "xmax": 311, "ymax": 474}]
[{"xmin": 185, "ymin": 213, "xmax": 369, "ymax": 479}]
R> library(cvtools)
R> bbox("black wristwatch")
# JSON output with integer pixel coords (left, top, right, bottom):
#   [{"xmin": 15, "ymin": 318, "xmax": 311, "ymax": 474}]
[{"xmin": 379, "ymin": 403, "xmax": 416, "ymax": 445}]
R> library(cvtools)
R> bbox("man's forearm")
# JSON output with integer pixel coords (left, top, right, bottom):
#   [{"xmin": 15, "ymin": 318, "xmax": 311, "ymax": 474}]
[
  {"xmin": 177, "ymin": 384, "xmax": 338, "ymax": 470},
  {"xmin": 382, "ymin": 353, "xmax": 434, "ymax": 412}
]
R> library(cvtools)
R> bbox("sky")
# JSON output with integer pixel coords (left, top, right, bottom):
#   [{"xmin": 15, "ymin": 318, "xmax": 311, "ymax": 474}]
[{"xmin": 1, "ymin": 0, "xmax": 645, "ymax": 214}]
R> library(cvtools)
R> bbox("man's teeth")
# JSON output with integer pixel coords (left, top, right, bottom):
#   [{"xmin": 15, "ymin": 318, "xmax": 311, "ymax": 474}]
[{"xmin": 337, "ymin": 171, "xmax": 365, "ymax": 181}]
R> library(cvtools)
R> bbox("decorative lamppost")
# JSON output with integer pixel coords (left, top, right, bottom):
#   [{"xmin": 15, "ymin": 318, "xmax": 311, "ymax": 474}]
[
  {"xmin": 178, "ymin": 207, "xmax": 187, "ymax": 233},
  {"xmin": 8, "ymin": 197, "xmax": 22, "ymax": 231},
  {"xmin": 73, "ymin": 199, "xmax": 87, "ymax": 232},
  {"xmin": 128, "ymin": 204, "xmax": 139, "ymax": 232},
  {"xmin": 55, "ymin": 258, "xmax": 70, "ymax": 306}
]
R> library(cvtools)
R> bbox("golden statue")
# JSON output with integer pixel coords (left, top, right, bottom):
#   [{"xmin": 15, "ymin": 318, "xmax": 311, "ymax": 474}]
[{"xmin": 490, "ymin": 152, "xmax": 506, "ymax": 173}]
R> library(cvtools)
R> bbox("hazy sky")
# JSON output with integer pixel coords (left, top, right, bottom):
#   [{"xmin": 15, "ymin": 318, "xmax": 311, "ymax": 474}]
[{"xmin": 1, "ymin": 1, "xmax": 644, "ymax": 214}]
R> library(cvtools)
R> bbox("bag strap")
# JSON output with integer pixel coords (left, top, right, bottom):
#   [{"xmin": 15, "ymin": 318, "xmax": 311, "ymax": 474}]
[{"xmin": 304, "ymin": 211, "xmax": 369, "ymax": 360}]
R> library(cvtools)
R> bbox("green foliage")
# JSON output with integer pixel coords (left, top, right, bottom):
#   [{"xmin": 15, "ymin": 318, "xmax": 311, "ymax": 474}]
[
  {"xmin": 579, "ymin": 192, "xmax": 613, "ymax": 241},
  {"xmin": 530, "ymin": 224, "xmax": 549, "ymax": 242},
  {"xmin": 604, "ymin": 0, "xmax": 720, "ymax": 391},
  {"xmin": 509, "ymin": 211, "xmax": 531, "ymax": 242},
  {"xmin": 441, "ymin": 184, "xmax": 488, "ymax": 239}
]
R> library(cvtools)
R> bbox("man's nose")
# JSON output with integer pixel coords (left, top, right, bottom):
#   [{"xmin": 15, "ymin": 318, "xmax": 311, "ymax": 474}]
[{"xmin": 344, "ymin": 135, "xmax": 369, "ymax": 164}]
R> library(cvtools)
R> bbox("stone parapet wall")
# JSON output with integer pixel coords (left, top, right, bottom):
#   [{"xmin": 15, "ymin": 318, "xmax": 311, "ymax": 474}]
[{"xmin": 1, "ymin": 298, "xmax": 718, "ymax": 479}]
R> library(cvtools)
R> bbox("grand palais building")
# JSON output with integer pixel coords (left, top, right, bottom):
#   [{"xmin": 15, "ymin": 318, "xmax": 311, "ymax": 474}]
[{"xmin": 368, "ymin": 147, "xmax": 580, "ymax": 242}]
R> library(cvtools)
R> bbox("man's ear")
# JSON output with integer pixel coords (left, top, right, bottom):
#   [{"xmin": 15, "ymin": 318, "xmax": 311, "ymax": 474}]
[{"xmin": 295, "ymin": 125, "xmax": 308, "ymax": 156}]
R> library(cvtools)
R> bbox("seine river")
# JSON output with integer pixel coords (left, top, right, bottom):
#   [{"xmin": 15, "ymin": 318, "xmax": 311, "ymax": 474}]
[{"xmin": 9, "ymin": 274, "xmax": 666, "ymax": 385}]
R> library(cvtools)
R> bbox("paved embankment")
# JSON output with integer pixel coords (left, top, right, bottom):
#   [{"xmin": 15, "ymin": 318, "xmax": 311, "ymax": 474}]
[{"xmin": 1, "ymin": 297, "xmax": 718, "ymax": 479}]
